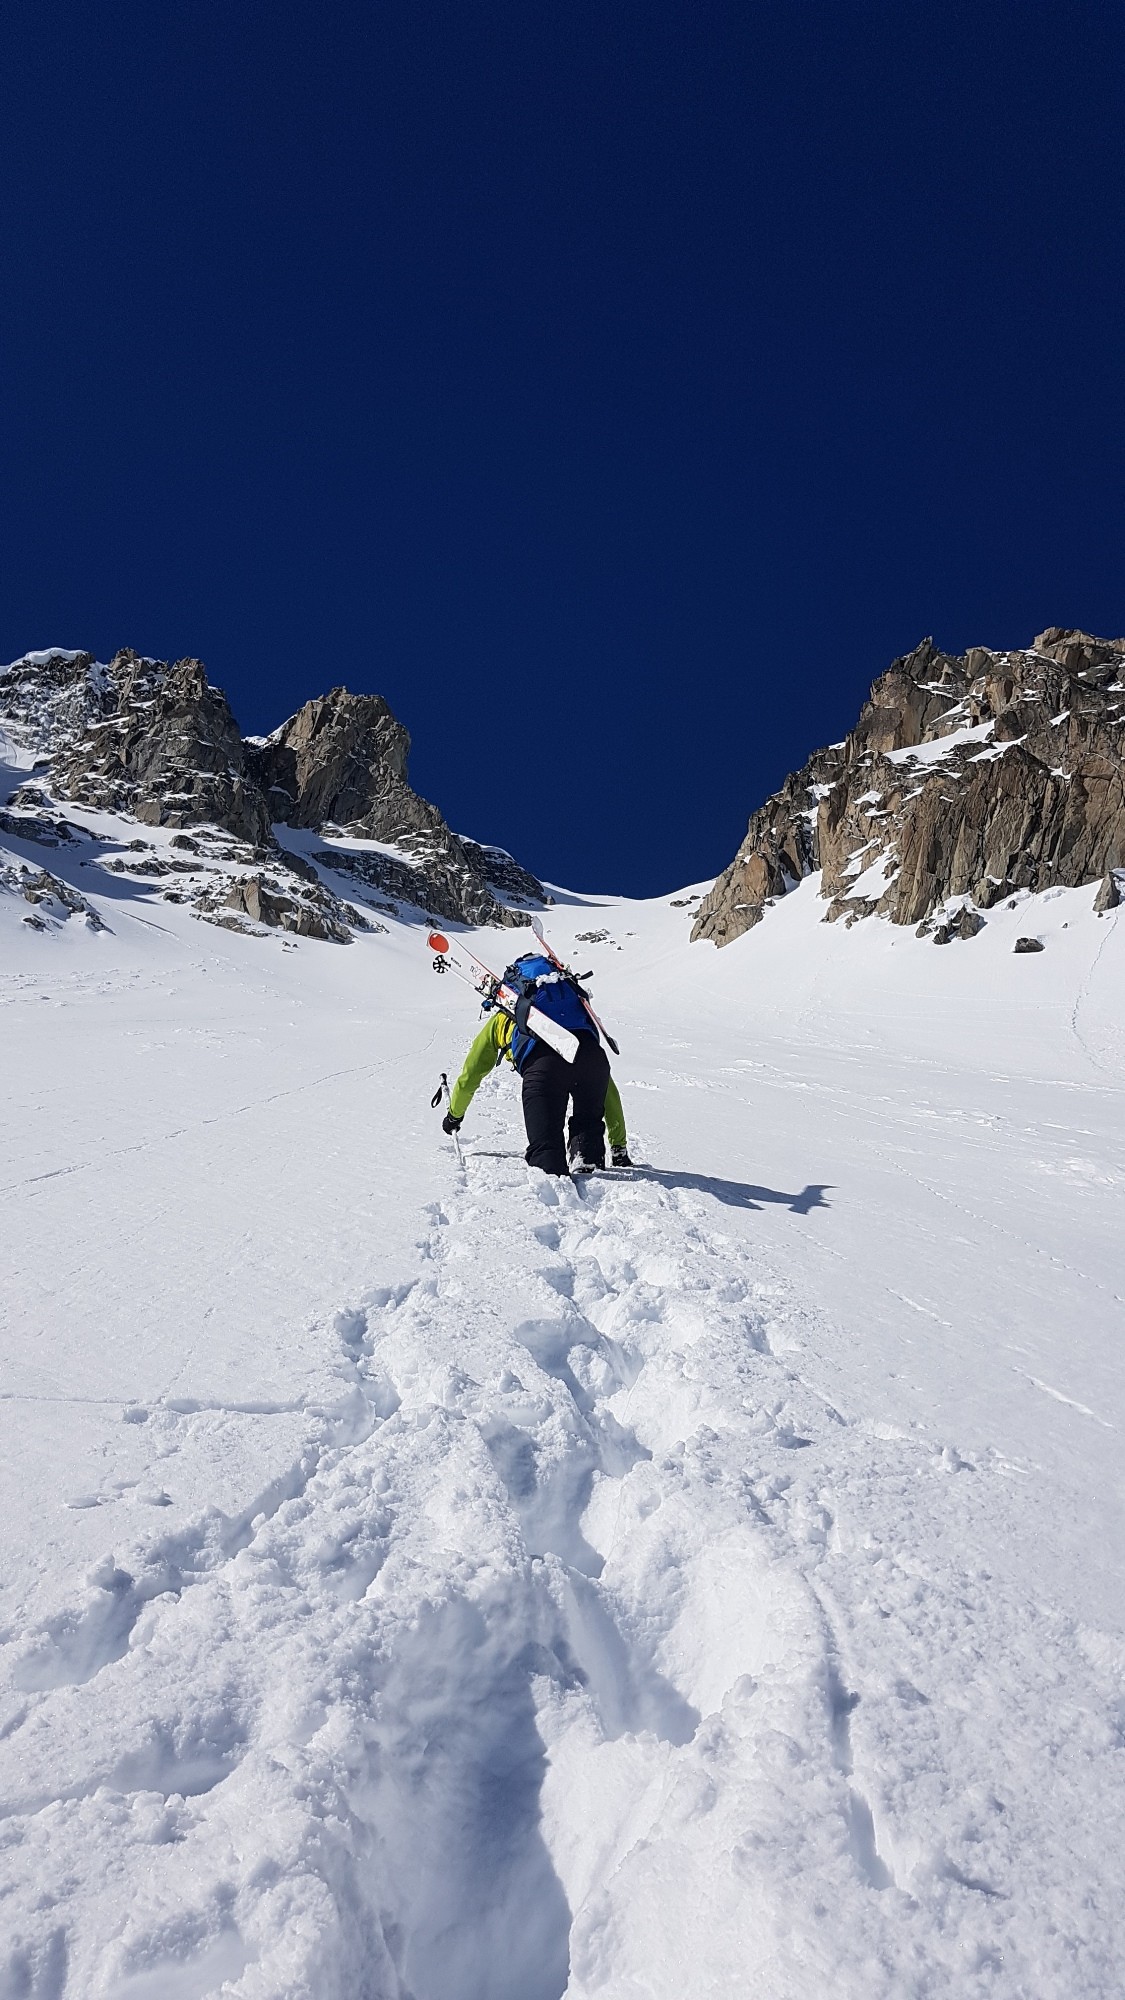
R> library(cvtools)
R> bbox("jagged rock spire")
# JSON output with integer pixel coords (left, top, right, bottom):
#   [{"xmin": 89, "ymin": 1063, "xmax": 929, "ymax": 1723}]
[
  {"xmin": 0, "ymin": 649, "xmax": 547, "ymax": 932},
  {"xmin": 692, "ymin": 630, "xmax": 1125, "ymax": 945}
]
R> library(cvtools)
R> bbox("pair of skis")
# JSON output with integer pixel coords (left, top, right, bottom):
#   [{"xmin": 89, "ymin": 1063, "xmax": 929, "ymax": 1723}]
[
  {"xmin": 526, "ymin": 915, "xmax": 620, "ymax": 1056},
  {"xmin": 428, "ymin": 929, "xmax": 581, "ymax": 1062},
  {"xmin": 427, "ymin": 915, "xmax": 618, "ymax": 1064}
]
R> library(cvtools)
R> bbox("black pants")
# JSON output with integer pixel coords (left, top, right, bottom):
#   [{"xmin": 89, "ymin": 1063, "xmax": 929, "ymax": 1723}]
[{"xmin": 521, "ymin": 1033, "xmax": 611, "ymax": 1176}]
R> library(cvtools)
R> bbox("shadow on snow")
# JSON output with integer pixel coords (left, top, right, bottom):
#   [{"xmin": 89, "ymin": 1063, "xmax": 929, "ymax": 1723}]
[
  {"xmin": 631, "ymin": 1168, "xmax": 832, "ymax": 1214},
  {"xmin": 463, "ymin": 1156, "xmax": 832, "ymax": 1214}
]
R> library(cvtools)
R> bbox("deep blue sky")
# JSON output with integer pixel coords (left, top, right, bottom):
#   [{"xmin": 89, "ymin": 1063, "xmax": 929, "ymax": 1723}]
[{"xmin": 3, "ymin": 2, "xmax": 1123, "ymax": 894}]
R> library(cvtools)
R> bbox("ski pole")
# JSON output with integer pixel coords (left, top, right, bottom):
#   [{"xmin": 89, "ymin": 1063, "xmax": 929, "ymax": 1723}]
[{"xmin": 430, "ymin": 1072, "xmax": 465, "ymax": 1168}]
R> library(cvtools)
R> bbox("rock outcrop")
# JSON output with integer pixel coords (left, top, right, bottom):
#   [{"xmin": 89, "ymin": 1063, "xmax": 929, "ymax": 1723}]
[
  {"xmin": 692, "ymin": 629, "xmax": 1125, "ymax": 946},
  {"xmin": 1, "ymin": 649, "xmax": 271, "ymax": 844},
  {"xmin": 0, "ymin": 651, "xmax": 547, "ymax": 932},
  {"xmin": 0, "ymin": 859, "xmax": 106, "ymax": 932},
  {"xmin": 214, "ymin": 872, "xmax": 361, "ymax": 944},
  {"xmin": 246, "ymin": 687, "xmax": 411, "ymax": 831},
  {"xmin": 248, "ymin": 687, "xmax": 547, "ymax": 928}
]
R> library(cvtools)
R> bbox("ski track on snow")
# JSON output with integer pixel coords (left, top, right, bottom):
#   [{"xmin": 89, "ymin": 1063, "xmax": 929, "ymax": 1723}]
[
  {"xmin": 1069, "ymin": 905, "xmax": 1123, "ymax": 1082},
  {"xmin": 0, "ymin": 1038, "xmax": 439, "ymax": 1200},
  {"xmin": 3, "ymin": 1122, "xmax": 1123, "ymax": 1998}
]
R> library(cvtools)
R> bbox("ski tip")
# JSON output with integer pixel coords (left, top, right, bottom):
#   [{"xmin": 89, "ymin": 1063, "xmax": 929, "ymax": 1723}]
[
  {"xmin": 530, "ymin": 915, "xmax": 544, "ymax": 938},
  {"xmin": 428, "ymin": 932, "xmax": 449, "ymax": 952}
]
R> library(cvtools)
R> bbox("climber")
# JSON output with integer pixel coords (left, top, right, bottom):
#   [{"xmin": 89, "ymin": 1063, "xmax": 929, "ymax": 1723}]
[{"xmin": 442, "ymin": 955, "xmax": 632, "ymax": 1175}]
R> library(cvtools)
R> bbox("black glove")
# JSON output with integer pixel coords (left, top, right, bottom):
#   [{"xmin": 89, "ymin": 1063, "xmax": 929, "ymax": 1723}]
[{"xmin": 442, "ymin": 1112, "xmax": 463, "ymax": 1134}]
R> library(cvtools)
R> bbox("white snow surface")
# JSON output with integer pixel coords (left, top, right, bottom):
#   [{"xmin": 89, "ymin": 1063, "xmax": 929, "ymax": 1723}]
[
  {"xmin": 883, "ymin": 721, "xmax": 998, "ymax": 765},
  {"xmin": 2, "ymin": 758, "xmax": 1125, "ymax": 1995}
]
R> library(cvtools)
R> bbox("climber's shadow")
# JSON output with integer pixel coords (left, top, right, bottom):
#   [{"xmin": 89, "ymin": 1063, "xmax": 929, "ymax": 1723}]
[{"xmin": 631, "ymin": 1168, "xmax": 832, "ymax": 1214}]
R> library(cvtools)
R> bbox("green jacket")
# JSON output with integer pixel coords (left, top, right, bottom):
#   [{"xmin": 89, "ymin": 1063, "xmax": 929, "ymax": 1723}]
[{"xmin": 449, "ymin": 1011, "xmax": 626, "ymax": 1148}]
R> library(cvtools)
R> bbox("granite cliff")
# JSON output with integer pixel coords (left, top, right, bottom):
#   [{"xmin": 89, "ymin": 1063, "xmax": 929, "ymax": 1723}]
[
  {"xmin": 0, "ymin": 649, "xmax": 547, "ymax": 939},
  {"xmin": 692, "ymin": 629, "xmax": 1125, "ymax": 946}
]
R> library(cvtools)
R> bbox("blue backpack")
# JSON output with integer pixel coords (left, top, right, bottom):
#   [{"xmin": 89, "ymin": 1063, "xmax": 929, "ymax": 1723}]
[{"xmin": 500, "ymin": 953, "xmax": 593, "ymax": 1071}]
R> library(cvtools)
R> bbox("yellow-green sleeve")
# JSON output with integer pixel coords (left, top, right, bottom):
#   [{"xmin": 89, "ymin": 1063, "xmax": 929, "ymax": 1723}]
[
  {"xmin": 604, "ymin": 1075, "xmax": 626, "ymax": 1150},
  {"xmin": 449, "ymin": 1014, "xmax": 505, "ymax": 1119}
]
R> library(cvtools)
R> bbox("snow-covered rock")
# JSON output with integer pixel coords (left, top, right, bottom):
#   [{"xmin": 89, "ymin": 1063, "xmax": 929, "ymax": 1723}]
[
  {"xmin": 693, "ymin": 627, "xmax": 1125, "ymax": 945},
  {"xmin": 0, "ymin": 650, "xmax": 547, "ymax": 933}
]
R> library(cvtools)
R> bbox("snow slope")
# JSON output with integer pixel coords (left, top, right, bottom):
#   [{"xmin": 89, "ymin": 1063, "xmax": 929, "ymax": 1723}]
[{"xmin": 2, "ymin": 748, "xmax": 1125, "ymax": 1996}]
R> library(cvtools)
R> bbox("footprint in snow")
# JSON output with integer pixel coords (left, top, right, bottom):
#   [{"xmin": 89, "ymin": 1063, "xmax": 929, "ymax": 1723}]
[{"xmin": 332, "ymin": 1305, "xmax": 369, "ymax": 1351}]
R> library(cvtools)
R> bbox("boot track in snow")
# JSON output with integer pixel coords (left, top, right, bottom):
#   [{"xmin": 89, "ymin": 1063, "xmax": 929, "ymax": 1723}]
[{"xmin": 4, "ymin": 1144, "xmax": 1119, "ymax": 1997}]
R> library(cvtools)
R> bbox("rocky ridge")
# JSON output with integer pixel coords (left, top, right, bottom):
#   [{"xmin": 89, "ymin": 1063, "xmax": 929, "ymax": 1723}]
[
  {"xmin": 692, "ymin": 628, "xmax": 1125, "ymax": 947},
  {"xmin": 0, "ymin": 858, "xmax": 107, "ymax": 934},
  {"xmin": 0, "ymin": 650, "xmax": 547, "ymax": 940},
  {"xmin": 246, "ymin": 686, "xmax": 546, "ymax": 927}
]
